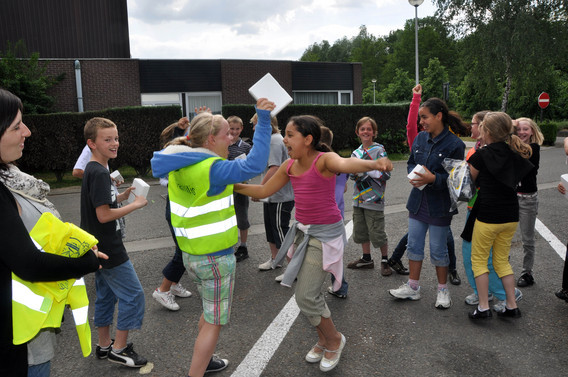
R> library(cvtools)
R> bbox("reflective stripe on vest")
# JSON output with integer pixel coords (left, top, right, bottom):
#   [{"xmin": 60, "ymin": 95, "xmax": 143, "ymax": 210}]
[
  {"xmin": 174, "ymin": 215, "xmax": 237, "ymax": 239},
  {"xmin": 170, "ymin": 194, "xmax": 234, "ymax": 219},
  {"xmin": 12, "ymin": 279, "xmax": 51, "ymax": 313}
]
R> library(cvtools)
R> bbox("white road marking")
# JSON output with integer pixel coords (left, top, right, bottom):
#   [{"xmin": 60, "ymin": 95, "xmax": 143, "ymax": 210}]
[
  {"xmin": 230, "ymin": 219, "xmax": 354, "ymax": 377},
  {"xmin": 535, "ymin": 218, "xmax": 566, "ymax": 261}
]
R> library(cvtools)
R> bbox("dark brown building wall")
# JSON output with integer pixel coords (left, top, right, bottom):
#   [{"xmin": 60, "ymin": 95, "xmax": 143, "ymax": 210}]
[
  {"xmin": 44, "ymin": 59, "xmax": 141, "ymax": 112},
  {"xmin": 0, "ymin": 0, "xmax": 130, "ymax": 58},
  {"xmin": 352, "ymin": 63, "xmax": 363, "ymax": 104},
  {"xmin": 220, "ymin": 60, "xmax": 292, "ymax": 105}
]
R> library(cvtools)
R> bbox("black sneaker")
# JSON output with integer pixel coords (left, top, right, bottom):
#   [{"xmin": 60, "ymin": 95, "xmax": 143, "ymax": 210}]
[
  {"xmin": 388, "ymin": 258, "xmax": 409, "ymax": 275},
  {"xmin": 449, "ymin": 270, "xmax": 461, "ymax": 285},
  {"xmin": 205, "ymin": 355, "xmax": 228, "ymax": 373},
  {"xmin": 95, "ymin": 339, "xmax": 114, "ymax": 359},
  {"xmin": 497, "ymin": 307, "xmax": 522, "ymax": 318},
  {"xmin": 108, "ymin": 343, "xmax": 147, "ymax": 368},
  {"xmin": 517, "ymin": 272, "xmax": 534, "ymax": 287},
  {"xmin": 235, "ymin": 246, "xmax": 249, "ymax": 262},
  {"xmin": 469, "ymin": 308, "xmax": 492, "ymax": 320},
  {"xmin": 555, "ymin": 288, "xmax": 568, "ymax": 302}
]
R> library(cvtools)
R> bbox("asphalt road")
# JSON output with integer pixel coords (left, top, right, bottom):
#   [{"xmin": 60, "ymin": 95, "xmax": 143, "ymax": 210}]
[{"xmin": 47, "ymin": 143, "xmax": 568, "ymax": 377}]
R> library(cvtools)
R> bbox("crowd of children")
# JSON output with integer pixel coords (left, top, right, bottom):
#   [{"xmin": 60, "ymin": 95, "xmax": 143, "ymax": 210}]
[{"xmin": 4, "ymin": 80, "xmax": 561, "ymax": 376}]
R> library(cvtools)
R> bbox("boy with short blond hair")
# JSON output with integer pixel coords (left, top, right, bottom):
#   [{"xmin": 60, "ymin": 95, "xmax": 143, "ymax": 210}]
[
  {"xmin": 80, "ymin": 117, "xmax": 149, "ymax": 368},
  {"xmin": 227, "ymin": 116, "xmax": 252, "ymax": 262}
]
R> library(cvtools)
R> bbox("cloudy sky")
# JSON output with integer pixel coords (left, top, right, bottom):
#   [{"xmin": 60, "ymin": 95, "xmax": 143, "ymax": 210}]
[{"xmin": 127, "ymin": 0, "xmax": 437, "ymax": 60}]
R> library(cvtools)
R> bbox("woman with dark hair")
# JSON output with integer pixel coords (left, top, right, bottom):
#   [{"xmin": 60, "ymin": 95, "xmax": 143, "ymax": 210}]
[
  {"xmin": 389, "ymin": 97, "xmax": 465, "ymax": 310},
  {"xmin": 0, "ymin": 88, "xmax": 104, "ymax": 376}
]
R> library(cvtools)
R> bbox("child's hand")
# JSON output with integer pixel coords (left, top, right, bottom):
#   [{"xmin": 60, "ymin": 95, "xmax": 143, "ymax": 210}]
[
  {"xmin": 90, "ymin": 245, "xmax": 109, "ymax": 269},
  {"xmin": 256, "ymin": 98, "xmax": 276, "ymax": 112},
  {"xmin": 412, "ymin": 84, "xmax": 422, "ymax": 95},
  {"xmin": 558, "ymin": 182, "xmax": 566, "ymax": 195},
  {"xmin": 132, "ymin": 192, "xmax": 148, "ymax": 209},
  {"xmin": 194, "ymin": 106, "xmax": 212, "ymax": 114},
  {"xmin": 375, "ymin": 157, "xmax": 393, "ymax": 172}
]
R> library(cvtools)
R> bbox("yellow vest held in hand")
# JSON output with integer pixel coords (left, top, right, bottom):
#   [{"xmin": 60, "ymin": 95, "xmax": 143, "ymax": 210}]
[{"xmin": 12, "ymin": 212, "xmax": 98, "ymax": 357}]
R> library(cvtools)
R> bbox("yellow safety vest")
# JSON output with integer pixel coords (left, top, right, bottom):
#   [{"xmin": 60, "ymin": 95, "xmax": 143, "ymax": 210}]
[
  {"xmin": 12, "ymin": 212, "xmax": 97, "ymax": 357},
  {"xmin": 168, "ymin": 157, "xmax": 237, "ymax": 255}
]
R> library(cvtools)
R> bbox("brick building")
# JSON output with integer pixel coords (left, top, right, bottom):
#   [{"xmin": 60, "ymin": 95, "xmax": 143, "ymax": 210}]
[{"xmin": 1, "ymin": 0, "xmax": 362, "ymax": 114}]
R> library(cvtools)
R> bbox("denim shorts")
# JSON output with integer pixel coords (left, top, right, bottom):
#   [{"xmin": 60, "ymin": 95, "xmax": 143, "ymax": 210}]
[
  {"xmin": 182, "ymin": 252, "xmax": 236, "ymax": 325},
  {"xmin": 94, "ymin": 260, "xmax": 145, "ymax": 330},
  {"xmin": 407, "ymin": 217, "xmax": 450, "ymax": 266}
]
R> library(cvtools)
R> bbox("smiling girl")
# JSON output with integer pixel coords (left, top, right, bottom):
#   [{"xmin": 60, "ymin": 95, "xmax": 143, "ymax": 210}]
[
  {"xmin": 388, "ymin": 97, "xmax": 466, "ymax": 310},
  {"xmin": 514, "ymin": 118, "xmax": 544, "ymax": 288},
  {"xmin": 235, "ymin": 115, "xmax": 392, "ymax": 372}
]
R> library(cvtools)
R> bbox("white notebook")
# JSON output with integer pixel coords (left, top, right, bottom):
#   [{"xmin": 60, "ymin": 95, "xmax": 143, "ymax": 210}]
[{"xmin": 248, "ymin": 73, "xmax": 293, "ymax": 117}]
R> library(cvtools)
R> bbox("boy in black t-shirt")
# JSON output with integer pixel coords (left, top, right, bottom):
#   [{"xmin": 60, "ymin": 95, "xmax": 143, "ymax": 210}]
[{"xmin": 80, "ymin": 117, "xmax": 149, "ymax": 368}]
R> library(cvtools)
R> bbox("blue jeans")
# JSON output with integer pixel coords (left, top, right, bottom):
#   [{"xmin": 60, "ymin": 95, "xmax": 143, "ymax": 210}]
[
  {"xmin": 28, "ymin": 361, "xmax": 50, "ymax": 377},
  {"xmin": 94, "ymin": 260, "xmax": 145, "ymax": 330},
  {"xmin": 330, "ymin": 272, "xmax": 349, "ymax": 295},
  {"xmin": 407, "ymin": 218, "xmax": 449, "ymax": 266},
  {"xmin": 392, "ymin": 230, "xmax": 457, "ymax": 270}
]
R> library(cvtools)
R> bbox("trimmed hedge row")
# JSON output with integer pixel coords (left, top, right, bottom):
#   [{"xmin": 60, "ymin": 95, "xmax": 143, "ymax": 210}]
[
  {"xmin": 222, "ymin": 103, "xmax": 410, "ymax": 154},
  {"xmin": 18, "ymin": 103, "xmax": 411, "ymax": 180},
  {"xmin": 20, "ymin": 105, "xmax": 182, "ymax": 180},
  {"xmin": 539, "ymin": 121, "xmax": 559, "ymax": 146}
]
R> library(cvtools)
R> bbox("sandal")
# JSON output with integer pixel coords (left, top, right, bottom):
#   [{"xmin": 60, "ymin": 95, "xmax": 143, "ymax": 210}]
[
  {"xmin": 320, "ymin": 333, "xmax": 346, "ymax": 372},
  {"xmin": 305, "ymin": 343, "xmax": 325, "ymax": 363}
]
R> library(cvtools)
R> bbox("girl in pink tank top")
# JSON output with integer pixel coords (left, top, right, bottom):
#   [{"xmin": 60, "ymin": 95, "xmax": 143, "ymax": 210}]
[{"xmin": 235, "ymin": 115, "xmax": 392, "ymax": 372}]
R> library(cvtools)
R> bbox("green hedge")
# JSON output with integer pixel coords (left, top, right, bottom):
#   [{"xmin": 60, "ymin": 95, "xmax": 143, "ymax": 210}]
[
  {"xmin": 20, "ymin": 105, "xmax": 182, "ymax": 180},
  {"xmin": 222, "ymin": 103, "xmax": 410, "ymax": 154},
  {"xmin": 539, "ymin": 120, "xmax": 558, "ymax": 146}
]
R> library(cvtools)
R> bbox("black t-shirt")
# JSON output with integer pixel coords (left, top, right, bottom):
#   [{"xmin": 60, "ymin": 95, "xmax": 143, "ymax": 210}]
[
  {"xmin": 80, "ymin": 161, "xmax": 128, "ymax": 269},
  {"xmin": 516, "ymin": 143, "xmax": 540, "ymax": 193},
  {"xmin": 468, "ymin": 146, "xmax": 519, "ymax": 224}
]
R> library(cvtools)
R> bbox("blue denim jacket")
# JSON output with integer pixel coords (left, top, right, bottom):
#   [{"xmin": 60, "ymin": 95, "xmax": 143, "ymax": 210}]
[{"xmin": 406, "ymin": 128, "xmax": 465, "ymax": 217}]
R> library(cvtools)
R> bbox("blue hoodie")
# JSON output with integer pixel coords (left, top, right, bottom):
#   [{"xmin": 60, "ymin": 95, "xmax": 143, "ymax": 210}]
[{"xmin": 151, "ymin": 109, "xmax": 273, "ymax": 196}]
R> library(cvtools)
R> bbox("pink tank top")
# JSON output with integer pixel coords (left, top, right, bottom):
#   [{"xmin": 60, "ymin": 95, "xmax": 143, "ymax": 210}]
[{"xmin": 287, "ymin": 153, "xmax": 342, "ymax": 225}]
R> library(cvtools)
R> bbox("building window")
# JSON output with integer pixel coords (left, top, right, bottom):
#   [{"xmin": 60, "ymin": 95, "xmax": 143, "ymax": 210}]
[
  {"xmin": 141, "ymin": 93, "xmax": 182, "ymax": 106},
  {"xmin": 185, "ymin": 92, "xmax": 222, "ymax": 118},
  {"xmin": 293, "ymin": 91, "xmax": 352, "ymax": 105}
]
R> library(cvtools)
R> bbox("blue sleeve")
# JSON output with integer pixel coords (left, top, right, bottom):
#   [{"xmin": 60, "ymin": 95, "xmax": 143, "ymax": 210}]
[{"xmin": 210, "ymin": 109, "xmax": 272, "ymax": 189}]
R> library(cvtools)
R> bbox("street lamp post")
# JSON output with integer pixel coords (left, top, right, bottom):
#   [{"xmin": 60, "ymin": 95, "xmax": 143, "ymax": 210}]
[
  {"xmin": 371, "ymin": 78, "xmax": 377, "ymax": 104},
  {"xmin": 408, "ymin": 0, "xmax": 424, "ymax": 85}
]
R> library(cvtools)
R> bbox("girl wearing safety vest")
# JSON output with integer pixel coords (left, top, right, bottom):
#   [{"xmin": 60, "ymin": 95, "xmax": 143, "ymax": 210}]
[{"xmin": 150, "ymin": 98, "xmax": 275, "ymax": 377}]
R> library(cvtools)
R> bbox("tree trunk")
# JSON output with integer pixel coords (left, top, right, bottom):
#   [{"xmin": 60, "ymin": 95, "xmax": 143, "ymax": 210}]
[{"xmin": 501, "ymin": 59, "xmax": 512, "ymax": 112}]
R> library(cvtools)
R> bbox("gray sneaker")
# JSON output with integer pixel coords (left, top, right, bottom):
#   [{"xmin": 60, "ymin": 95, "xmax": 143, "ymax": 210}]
[
  {"xmin": 493, "ymin": 288, "xmax": 523, "ymax": 312},
  {"xmin": 464, "ymin": 292, "xmax": 494, "ymax": 306}
]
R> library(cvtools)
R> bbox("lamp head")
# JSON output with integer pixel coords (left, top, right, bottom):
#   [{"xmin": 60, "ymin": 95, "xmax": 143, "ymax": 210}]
[
  {"xmin": 408, "ymin": 0, "xmax": 424, "ymax": 6},
  {"xmin": 371, "ymin": 79, "xmax": 377, "ymax": 83}
]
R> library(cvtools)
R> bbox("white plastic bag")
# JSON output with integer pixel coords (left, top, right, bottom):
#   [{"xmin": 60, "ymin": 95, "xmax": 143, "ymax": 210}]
[{"xmin": 442, "ymin": 158, "xmax": 476, "ymax": 211}]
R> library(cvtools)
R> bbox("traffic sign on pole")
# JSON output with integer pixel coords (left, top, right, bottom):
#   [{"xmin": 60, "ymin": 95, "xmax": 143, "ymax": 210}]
[{"xmin": 538, "ymin": 92, "xmax": 550, "ymax": 109}]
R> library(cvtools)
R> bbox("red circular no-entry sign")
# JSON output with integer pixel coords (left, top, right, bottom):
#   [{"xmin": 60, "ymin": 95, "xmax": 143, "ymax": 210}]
[{"xmin": 538, "ymin": 92, "xmax": 550, "ymax": 109}]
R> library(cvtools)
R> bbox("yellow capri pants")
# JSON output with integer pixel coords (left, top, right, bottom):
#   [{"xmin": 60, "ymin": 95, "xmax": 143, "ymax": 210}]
[{"xmin": 471, "ymin": 219, "xmax": 517, "ymax": 278}]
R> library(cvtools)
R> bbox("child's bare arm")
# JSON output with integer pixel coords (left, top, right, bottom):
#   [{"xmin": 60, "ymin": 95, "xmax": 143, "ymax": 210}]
[
  {"xmin": 235, "ymin": 164, "xmax": 289, "ymax": 199},
  {"xmin": 95, "ymin": 194, "xmax": 147, "ymax": 224},
  {"xmin": 323, "ymin": 153, "xmax": 393, "ymax": 174}
]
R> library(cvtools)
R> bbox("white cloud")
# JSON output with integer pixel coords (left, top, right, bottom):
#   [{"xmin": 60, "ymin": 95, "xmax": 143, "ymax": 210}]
[{"xmin": 127, "ymin": 0, "xmax": 438, "ymax": 60}]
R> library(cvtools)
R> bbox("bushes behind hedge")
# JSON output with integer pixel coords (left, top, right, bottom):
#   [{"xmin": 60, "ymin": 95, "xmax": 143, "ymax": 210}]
[
  {"xmin": 20, "ymin": 105, "xmax": 182, "ymax": 180},
  {"xmin": 539, "ymin": 120, "xmax": 558, "ymax": 146},
  {"xmin": 222, "ymin": 103, "xmax": 410, "ymax": 154}
]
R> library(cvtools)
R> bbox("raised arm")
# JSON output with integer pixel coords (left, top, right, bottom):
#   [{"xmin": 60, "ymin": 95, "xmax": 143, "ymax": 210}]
[{"xmin": 407, "ymin": 84, "xmax": 422, "ymax": 149}]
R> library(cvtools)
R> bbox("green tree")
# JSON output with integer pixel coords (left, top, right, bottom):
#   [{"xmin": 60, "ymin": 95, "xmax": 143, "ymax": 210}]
[
  {"xmin": 0, "ymin": 41, "xmax": 62, "ymax": 114},
  {"xmin": 377, "ymin": 68, "xmax": 414, "ymax": 103},
  {"xmin": 421, "ymin": 58, "xmax": 450, "ymax": 101},
  {"xmin": 434, "ymin": 0, "xmax": 567, "ymax": 113}
]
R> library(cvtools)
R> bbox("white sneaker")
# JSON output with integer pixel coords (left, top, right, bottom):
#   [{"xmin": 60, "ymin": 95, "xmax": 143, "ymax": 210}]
[
  {"xmin": 170, "ymin": 282, "xmax": 192, "ymax": 298},
  {"xmin": 389, "ymin": 282, "xmax": 421, "ymax": 300},
  {"xmin": 152, "ymin": 289, "xmax": 180, "ymax": 311},
  {"xmin": 275, "ymin": 273, "xmax": 284, "ymax": 282},
  {"xmin": 435, "ymin": 288, "xmax": 452, "ymax": 309},
  {"xmin": 258, "ymin": 258, "xmax": 282, "ymax": 271},
  {"xmin": 464, "ymin": 292, "xmax": 493, "ymax": 306}
]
